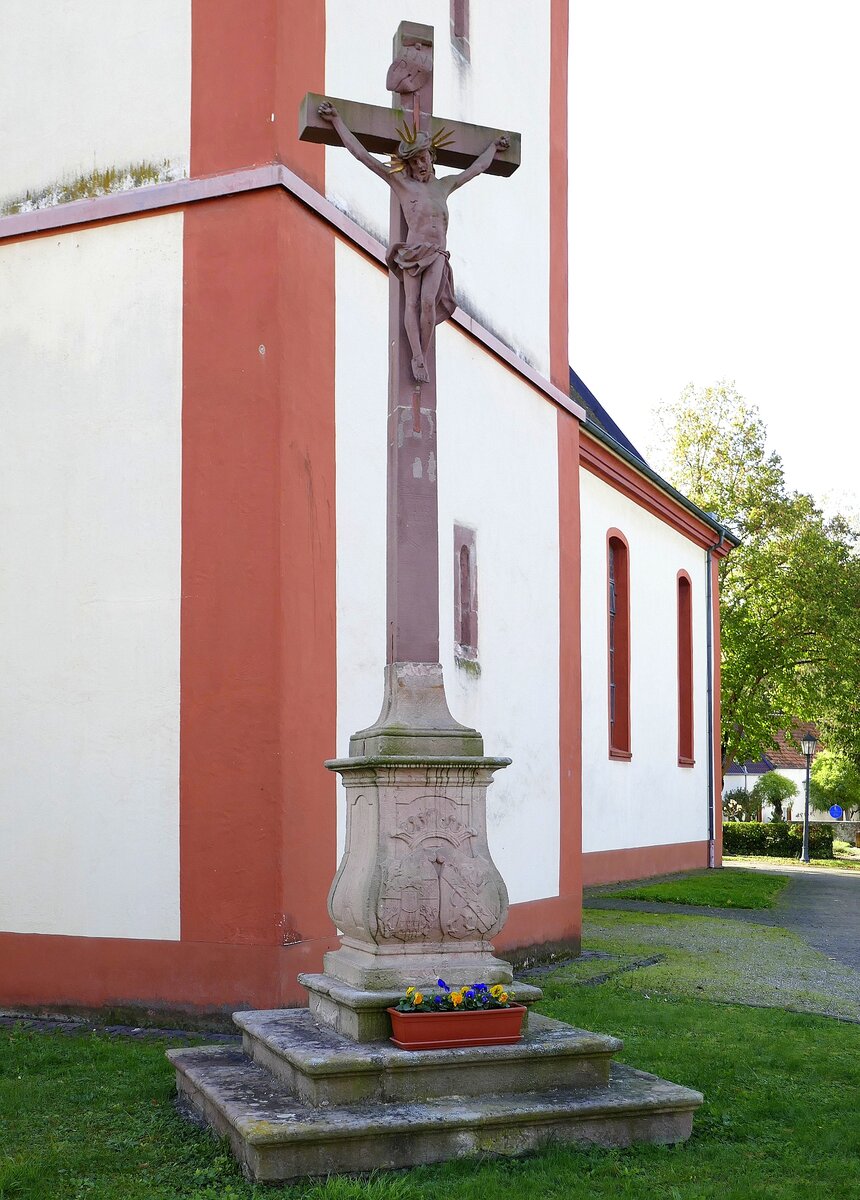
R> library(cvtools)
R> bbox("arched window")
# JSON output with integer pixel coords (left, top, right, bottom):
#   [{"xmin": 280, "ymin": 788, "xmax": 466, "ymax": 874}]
[
  {"xmin": 677, "ymin": 571, "xmax": 694, "ymax": 765},
  {"xmin": 607, "ymin": 530, "xmax": 631, "ymax": 758},
  {"xmin": 454, "ymin": 524, "xmax": 478, "ymax": 660}
]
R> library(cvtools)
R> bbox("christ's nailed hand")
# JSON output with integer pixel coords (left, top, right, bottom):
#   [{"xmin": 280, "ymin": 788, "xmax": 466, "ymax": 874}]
[
  {"xmin": 318, "ymin": 101, "xmax": 338, "ymax": 121},
  {"xmin": 495, "ymin": 135, "xmax": 510, "ymax": 153}
]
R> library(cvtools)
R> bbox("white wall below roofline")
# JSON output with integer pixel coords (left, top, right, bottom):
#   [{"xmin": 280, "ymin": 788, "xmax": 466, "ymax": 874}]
[
  {"xmin": 0, "ymin": 0, "xmax": 191, "ymax": 206},
  {"xmin": 0, "ymin": 215, "xmax": 183, "ymax": 940},
  {"xmin": 580, "ymin": 469, "xmax": 712, "ymax": 854}
]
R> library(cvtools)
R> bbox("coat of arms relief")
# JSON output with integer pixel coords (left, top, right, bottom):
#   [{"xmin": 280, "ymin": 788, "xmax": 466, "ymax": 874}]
[{"xmin": 375, "ymin": 794, "xmax": 505, "ymax": 943}]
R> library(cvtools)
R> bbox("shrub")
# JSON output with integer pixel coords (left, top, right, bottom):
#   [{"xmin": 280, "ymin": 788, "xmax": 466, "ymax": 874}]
[
  {"xmin": 723, "ymin": 821, "xmax": 834, "ymax": 859},
  {"xmin": 723, "ymin": 787, "xmax": 760, "ymax": 822}
]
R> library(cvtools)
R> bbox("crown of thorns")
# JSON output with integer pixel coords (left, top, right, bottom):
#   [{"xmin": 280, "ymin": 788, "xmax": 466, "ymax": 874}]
[{"xmin": 388, "ymin": 122, "xmax": 455, "ymax": 171}]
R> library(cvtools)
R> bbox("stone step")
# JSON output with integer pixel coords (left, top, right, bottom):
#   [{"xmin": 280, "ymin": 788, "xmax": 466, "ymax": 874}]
[
  {"xmin": 234, "ymin": 1008, "xmax": 622, "ymax": 1105},
  {"xmin": 168, "ymin": 1044, "xmax": 703, "ymax": 1183}
]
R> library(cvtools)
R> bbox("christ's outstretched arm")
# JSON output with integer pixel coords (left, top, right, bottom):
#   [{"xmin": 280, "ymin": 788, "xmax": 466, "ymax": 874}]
[
  {"xmin": 318, "ymin": 102, "xmax": 393, "ymax": 184},
  {"xmin": 444, "ymin": 135, "xmax": 510, "ymax": 194}
]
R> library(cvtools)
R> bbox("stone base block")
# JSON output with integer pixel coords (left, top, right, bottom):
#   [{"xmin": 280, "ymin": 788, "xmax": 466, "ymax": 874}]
[
  {"xmin": 321, "ymin": 939, "xmax": 516, "ymax": 992},
  {"xmin": 169, "ymin": 1042, "xmax": 703, "ymax": 1183},
  {"xmin": 299, "ymin": 971, "xmax": 543, "ymax": 1043},
  {"xmin": 234, "ymin": 1008, "xmax": 621, "ymax": 1106}
]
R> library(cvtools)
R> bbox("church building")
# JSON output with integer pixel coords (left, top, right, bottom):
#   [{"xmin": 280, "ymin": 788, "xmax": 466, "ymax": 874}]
[{"xmin": 0, "ymin": 1, "xmax": 735, "ymax": 1014}]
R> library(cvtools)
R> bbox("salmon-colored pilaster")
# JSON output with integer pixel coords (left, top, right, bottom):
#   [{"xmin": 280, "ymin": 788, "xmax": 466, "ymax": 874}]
[
  {"xmin": 180, "ymin": 189, "xmax": 338, "ymax": 999},
  {"xmin": 191, "ymin": 1, "xmax": 277, "ymax": 175},
  {"xmin": 275, "ymin": 210, "xmax": 338, "ymax": 954},
  {"xmin": 711, "ymin": 554, "xmax": 724, "ymax": 866},
  {"xmin": 181, "ymin": 192, "xmax": 283, "ymax": 949},
  {"xmin": 191, "ymin": 0, "xmax": 326, "ymax": 188},
  {"xmin": 557, "ymin": 408, "xmax": 582, "ymax": 947}
]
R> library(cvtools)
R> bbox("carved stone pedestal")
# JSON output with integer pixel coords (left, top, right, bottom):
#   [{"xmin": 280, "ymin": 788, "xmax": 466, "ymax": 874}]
[{"xmin": 300, "ymin": 747, "xmax": 530, "ymax": 1039}]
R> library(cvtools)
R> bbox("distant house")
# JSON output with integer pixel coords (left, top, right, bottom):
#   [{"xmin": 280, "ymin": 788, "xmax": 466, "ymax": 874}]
[{"xmin": 723, "ymin": 723, "xmax": 829, "ymax": 821}]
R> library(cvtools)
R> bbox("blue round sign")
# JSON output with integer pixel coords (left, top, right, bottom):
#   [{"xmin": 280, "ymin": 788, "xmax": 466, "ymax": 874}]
[{"xmin": 829, "ymin": 805, "xmax": 844, "ymax": 820}]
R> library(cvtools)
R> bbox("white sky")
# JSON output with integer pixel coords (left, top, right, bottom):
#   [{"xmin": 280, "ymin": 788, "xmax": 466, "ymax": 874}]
[{"xmin": 568, "ymin": 1, "xmax": 860, "ymax": 519}]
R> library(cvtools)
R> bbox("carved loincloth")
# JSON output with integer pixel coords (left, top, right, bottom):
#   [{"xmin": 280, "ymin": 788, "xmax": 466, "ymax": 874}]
[{"xmin": 386, "ymin": 242, "xmax": 457, "ymax": 324}]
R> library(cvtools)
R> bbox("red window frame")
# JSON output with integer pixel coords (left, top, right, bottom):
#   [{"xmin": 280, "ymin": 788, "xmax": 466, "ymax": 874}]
[
  {"xmin": 454, "ymin": 523, "xmax": 478, "ymax": 660},
  {"xmin": 607, "ymin": 530, "xmax": 631, "ymax": 759},
  {"xmin": 677, "ymin": 570, "xmax": 694, "ymax": 765}
]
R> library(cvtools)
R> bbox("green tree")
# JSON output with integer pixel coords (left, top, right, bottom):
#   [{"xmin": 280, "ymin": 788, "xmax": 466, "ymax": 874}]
[
  {"xmin": 750, "ymin": 772, "xmax": 798, "ymax": 821},
  {"xmin": 653, "ymin": 383, "xmax": 860, "ymax": 774},
  {"xmin": 810, "ymin": 750, "xmax": 860, "ymax": 819}
]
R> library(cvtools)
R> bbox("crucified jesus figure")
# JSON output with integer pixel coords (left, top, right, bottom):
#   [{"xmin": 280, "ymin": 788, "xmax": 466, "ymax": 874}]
[{"xmin": 318, "ymin": 101, "xmax": 509, "ymax": 384}]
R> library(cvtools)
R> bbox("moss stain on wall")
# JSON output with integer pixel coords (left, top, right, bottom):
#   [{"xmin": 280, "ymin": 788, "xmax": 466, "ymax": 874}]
[{"xmin": 1, "ymin": 159, "xmax": 181, "ymax": 216}]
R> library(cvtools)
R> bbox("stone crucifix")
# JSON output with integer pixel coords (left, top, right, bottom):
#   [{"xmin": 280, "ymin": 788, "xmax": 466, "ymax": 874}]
[
  {"xmin": 319, "ymin": 98, "xmax": 508, "ymax": 385},
  {"xmin": 299, "ymin": 21, "xmax": 520, "ymax": 741},
  {"xmin": 296, "ymin": 22, "xmax": 524, "ymax": 1023}
]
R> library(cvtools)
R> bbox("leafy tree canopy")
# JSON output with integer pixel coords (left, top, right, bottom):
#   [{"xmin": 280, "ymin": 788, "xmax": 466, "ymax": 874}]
[
  {"xmin": 751, "ymin": 772, "xmax": 798, "ymax": 803},
  {"xmin": 751, "ymin": 772, "xmax": 798, "ymax": 820},
  {"xmin": 810, "ymin": 750, "xmax": 860, "ymax": 819},
  {"xmin": 653, "ymin": 383, "xmax": 860, "ymax": 773}
]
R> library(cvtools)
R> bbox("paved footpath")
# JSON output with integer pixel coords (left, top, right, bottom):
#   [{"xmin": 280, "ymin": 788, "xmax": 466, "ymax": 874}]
[{"xmin": 584, "ymin": 864, "xmax": 860, "ymax": 972}]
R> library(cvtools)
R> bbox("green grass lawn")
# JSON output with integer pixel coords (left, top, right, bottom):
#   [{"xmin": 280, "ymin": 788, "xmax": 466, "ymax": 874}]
[
  {"xmin": 3, "ymin": 914, "xmax": 860, "ymax": 1199},
  {"xmin": 574, "ymin": 909, "xmax": 860, "ymax": 1022},
  {"xmin": 726, "ymin": 853, "xmax": 860, "ymax": 872},
  {"xmin": 602, "ymin": 867, "xmax": 789, "ymax": 909}
]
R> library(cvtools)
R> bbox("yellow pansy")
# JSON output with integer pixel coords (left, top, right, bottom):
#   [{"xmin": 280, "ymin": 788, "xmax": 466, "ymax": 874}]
[
  {"xmin": 413, "ymin": 992, "xmax": 423, "ymax": 1004},
  {"xmin": 451, "ymin": 991, "xmax": 463, "ymax": 1006},
  {"xmin": 500, "ymin": 992, "xmax": 509, "ymax": 1003},
  {"xmin": 490, "ymin": 984, "xmax": 504, "ymax": 998},
  {"xmin": 405, "ymin": 986, "xmax": 415, "ymax": 996}
]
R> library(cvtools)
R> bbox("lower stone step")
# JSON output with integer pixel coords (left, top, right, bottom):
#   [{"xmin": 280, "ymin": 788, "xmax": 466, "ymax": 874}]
[{"xmin": 168, "ymin": 1044, "xmax": 703, "ymax": 1183}]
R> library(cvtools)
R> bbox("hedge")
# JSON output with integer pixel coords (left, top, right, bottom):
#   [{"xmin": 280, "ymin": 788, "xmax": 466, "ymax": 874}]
[{"xmin": 723, "ymin": 821, "xmax": 834, "ymax": 859}]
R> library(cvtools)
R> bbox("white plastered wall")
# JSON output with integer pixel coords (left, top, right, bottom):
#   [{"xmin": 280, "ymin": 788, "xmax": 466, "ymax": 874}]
[
  {"xmin": 0, "ymin": 0, "xmax": 191, "ymax": 205},
  {"xmin": 334, "ymin": 241, "xmax": 560, "ymax": 904},
  {"xmin": 580, "ymin": 468, "xmax": 711, "ymax": 854},
  {"xmin": 325, "ymin": 0, "xmax": 551, "ymax": 376},
  {"xmin": 0, "ymin": 215, "xmax": 183, "ymax": 939}
]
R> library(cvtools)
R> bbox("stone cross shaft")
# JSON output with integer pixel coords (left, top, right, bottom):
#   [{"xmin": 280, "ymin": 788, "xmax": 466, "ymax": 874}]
[
  {"xmin": 295, "ymin": 21, "xmax": 523, "ymax": 1027},
  {"xmin": 299, "ymin": 22, "xmax": 520, "ymax": 681}
]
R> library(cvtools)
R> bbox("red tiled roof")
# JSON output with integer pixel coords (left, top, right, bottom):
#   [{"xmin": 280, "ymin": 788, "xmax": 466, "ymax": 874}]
[{"xmin": 766, "ymin": 722, "xmax": 822, "ymax": 769}]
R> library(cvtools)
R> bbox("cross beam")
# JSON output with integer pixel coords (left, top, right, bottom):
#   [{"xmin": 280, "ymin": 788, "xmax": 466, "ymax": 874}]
[{"xmin": 298, "ymin": 93, "xmax": 521, "ymax": 177}]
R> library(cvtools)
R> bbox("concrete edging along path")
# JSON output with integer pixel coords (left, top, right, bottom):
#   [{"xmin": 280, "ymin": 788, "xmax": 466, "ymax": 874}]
[{"xmin": 584, "ymin": 865, "xmax": 860, "ymax": 972}]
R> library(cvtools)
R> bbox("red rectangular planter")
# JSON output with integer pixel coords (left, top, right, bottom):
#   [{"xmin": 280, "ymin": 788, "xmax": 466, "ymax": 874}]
[{"xmin": 387, "ymin": 1004, "xmax": 526, "ymax": 1051}]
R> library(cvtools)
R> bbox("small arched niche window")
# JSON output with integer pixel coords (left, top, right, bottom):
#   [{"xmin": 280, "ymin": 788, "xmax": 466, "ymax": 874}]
[
  {"xmin": 677, "ymin": 570, "xmax": 694, "ymax": 766},
  {"xmin": 454, "ymin": 524, "xmax": 478, "ymax": 660},
  {"xmin": 607, "ymin": 530, "xmax": 631, "ymax": 759}
]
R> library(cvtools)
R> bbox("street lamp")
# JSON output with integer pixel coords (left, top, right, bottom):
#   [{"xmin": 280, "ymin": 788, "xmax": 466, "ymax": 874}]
[{"xmin": 800, "ymin": 731, "xmax": 818, "ymax": 864}]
